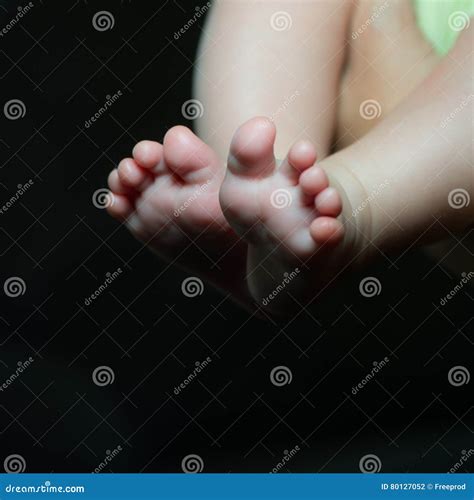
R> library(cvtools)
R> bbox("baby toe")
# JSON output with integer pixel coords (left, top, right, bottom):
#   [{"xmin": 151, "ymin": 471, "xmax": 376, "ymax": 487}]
[
  {"xmin": 315, "ymin": 187, "xmax": 342, "ymax": 217},
  {"xmin": 300, "ymin": 166, "xmax": 329, "ymax": 196}
]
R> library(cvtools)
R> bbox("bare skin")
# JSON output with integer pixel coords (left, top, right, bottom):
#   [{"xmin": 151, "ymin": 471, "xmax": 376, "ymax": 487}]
[{"xmin": 106, "ymin": 1, "xmax": 473, "ymax": 313}]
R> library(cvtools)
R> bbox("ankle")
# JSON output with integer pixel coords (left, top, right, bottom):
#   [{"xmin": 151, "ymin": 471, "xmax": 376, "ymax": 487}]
[{"xmin": 319, "ymin": 153, "xmax": 375, "ymax": 263}]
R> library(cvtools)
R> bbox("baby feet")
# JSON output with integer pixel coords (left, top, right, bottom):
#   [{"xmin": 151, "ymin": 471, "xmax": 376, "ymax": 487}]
[
  {"xmin": 106, "ymin": 126, "xmax": 249, "ymax": 304},
  {"xmin": 219, "ymin": 117, "xmax": 351, "ymax": 311},
  {"xmin": 105, "ymin": 117, "xmax": 361, "ymax": 315}
]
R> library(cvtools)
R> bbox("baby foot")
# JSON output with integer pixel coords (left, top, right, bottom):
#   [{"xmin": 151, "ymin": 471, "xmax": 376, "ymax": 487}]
[
  {"xmin": 106, "ymin": 126, "xmax": 249, "ymax": 303},
  {"xmin": 219, "ymin": 117, "xmax": 353, "ymax": 312}
]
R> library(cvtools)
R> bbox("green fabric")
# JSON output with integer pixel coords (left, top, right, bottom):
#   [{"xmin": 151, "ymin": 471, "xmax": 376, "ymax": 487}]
[{"xmin": 414, "ymin": 0, "xmax": 474, "ymax": 54}]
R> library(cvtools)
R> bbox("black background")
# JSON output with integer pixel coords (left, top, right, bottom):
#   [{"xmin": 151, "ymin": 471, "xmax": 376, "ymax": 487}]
[{"xmin": 0, "ymin": 0, "xmax": 472, "ymax": 473}]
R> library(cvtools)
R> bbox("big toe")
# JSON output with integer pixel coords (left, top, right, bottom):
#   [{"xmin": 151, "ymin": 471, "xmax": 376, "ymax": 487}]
[
  {"xmin": 163, "ymin": 125, "xmax": 221, "ymax": 183},
  {"xmin": 228, "ymin": 116, "xmax": 276, "ymax": 178}
]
